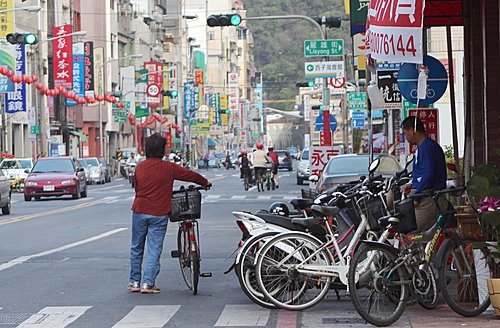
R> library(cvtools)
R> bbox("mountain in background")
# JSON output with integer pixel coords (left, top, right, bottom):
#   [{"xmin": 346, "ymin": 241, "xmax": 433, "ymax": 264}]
[{"xmin": 245, "ymin": 0, "xmax": 350, "ymax": 110}]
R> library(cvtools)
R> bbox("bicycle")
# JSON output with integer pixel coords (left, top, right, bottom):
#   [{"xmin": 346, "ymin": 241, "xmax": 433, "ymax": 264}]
[
  {"xmin": 348, "ymin": 187, "xmax": 494, "ymax": 326},
  {"xmin": 263, "ymin": 167, "xmax": 275, "ymax": 191},
  {"xmin": 170, "ymin": 185, "xmax": 212, "ymax": 295},
  {"xmin": 254, "ymin": 167, "xmax": 266, "ymax": 192},
  {"xmin": 242, "ymin": 167, "xmax": 253, "ymax": 191}
]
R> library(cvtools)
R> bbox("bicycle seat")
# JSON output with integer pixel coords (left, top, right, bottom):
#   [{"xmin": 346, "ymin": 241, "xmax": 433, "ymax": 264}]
[
  {"xmin": 178, "ymin": 210, "xmax": 196, "ymax": 219},
  {"xmin": 290, "ymin": 198, "xmax": 315, "ymax": 210},
  {"xmin": 310, "ymin": 204, "xmax": 340, "ymax": 217},
  {"xmin": 378, "ymin": 215, "xmax": 400, "ymax": 228}
]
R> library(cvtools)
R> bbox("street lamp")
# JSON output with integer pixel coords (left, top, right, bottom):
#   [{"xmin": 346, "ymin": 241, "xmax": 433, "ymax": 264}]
[
  {"xmin": 33, "ymin": 31, "xmax": 87, "ymax": 156},
  {"xmin": 0, "ymin": 6, "xmax": 41, "ymax": 14},
  {"xmin": 97, "ymin": 54, "xmax": 143, "ymax": 159}
]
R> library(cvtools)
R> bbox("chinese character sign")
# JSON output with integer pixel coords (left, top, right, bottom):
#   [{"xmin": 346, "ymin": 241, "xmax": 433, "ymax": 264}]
[
  {"xmin": 67, "ymin": 42, "xmax": 84, "ymax": 106},
  {"xmin": 6, "ymin": 44, "xmax": 26, "ymax": 114},
  {"xmin": 0, "ymin": 0, "xmax": 14, "ymax": 38},
  {"xmin": 84, "ymin": 41, "xmax": 94, "ymax": 95},
  {"xmin": 366, "ymin": 0, "xmax": 425, "ymax": 64},
  {"xmin": 376, "ymin": 65, "xmax": 402, "ymax": 109},
  {"xmin": 408, "ymin": 109, "xmax": 439, "ymax": 153},
  {"xmin": 310, "ymin": 146, "xmax": 341, "ymax": 179},
  {"xmin": 52, "ymin": 25, "xmax": 73, "ymax": 89}
]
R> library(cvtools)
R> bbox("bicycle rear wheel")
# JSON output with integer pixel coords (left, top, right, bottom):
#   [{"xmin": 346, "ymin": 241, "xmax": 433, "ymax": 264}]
[
  {"xmin": 236, "ymin": 232, "xmax": 279, "ymax": 309},
  {"xmin": 437, "ymin": 236, "xmax": 492, "ymax": 317},
  {"xmin": 255, "ymin": 232, "xmax": 333, "ymax": 311},
  {"xmin": 177, "ymin": 224, "xmax": 200, "ymax": 294},
  {"xmin": 348, "ymin": 243, "xmax": 408, "ymax": 327},
  {"xmin": 244, "ymin": 174, "xmax": 249, "ymax": 191}
]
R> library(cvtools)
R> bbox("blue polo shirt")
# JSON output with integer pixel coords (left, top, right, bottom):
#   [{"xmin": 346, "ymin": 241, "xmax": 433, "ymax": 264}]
[{"xmin": 412, "ymin": 137, "xmax": 447, "ymax": 193}]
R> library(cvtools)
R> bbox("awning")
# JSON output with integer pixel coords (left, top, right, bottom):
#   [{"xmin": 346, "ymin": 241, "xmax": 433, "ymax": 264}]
[
  {"xmin": 424, "ymin": 0, "xmax": 464, "ymax": 27},
  {"xmin": 69, "ymin": 130, "xmax": 89, "ymax": 142}
]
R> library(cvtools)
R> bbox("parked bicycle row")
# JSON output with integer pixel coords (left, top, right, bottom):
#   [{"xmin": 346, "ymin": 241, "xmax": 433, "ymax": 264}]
[{"xmin": 225, "ymin": 156, "xmax": 494, "ymax": 327}]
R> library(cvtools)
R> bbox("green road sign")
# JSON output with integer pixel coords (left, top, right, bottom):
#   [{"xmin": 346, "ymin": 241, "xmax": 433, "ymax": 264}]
[
  {"xmin": 30, "ymin": 125, "xmax": 40, "ymax": 135},
  {"xmin": 304, "ymin": 39, "xmax": 344, "ymax": 57},
  {"xmin": 348, "ymin": 92, "xmax": 367, "ymax": 110}
]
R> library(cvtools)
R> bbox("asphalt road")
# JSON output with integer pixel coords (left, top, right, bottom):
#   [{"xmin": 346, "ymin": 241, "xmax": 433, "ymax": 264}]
[{"xmin": 0, "ymin": 163, "xmax": 496, "ymax": 327}]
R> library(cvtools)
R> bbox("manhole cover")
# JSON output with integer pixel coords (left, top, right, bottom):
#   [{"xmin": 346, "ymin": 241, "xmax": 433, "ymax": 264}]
[{"xmin": 0, "ymin": 313, "xmax": 31, "ymax": 325}]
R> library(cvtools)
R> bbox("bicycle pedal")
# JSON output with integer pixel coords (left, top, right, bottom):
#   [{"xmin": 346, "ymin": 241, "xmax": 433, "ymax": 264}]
[
  {"xmin": 170, "ymin": 250, "xmax": 180, "ymax": 258},
  {"xmin": 200, "ymin": 272, "xmax": 212, "ymax": 278}
]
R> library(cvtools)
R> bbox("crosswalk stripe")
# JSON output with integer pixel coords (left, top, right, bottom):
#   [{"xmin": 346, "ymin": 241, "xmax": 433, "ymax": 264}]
[
  {"xmin": 214, "ymin": 304, "xmax": 270, "ymax": 327},
  {"xmin": 205, "ymin": 195, "xmax": 221, "ymax": 200},
  {"xmin": 17, "ymin": 306, "xmax": 91, "ymax": 327},
  {"xmin": 257, "ymin": 196, "xmax": 272, "ymax": 200},
  {"xmin": 112, "ymin": 305, "xmax": 180, "ymax": 328},
  {"xmin": 231, "ymin": 195, "xmax": 246, "ymax": 200}
]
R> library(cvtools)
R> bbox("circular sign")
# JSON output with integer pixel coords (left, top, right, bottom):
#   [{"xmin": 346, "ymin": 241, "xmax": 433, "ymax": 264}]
[
  {"xmin": 329, "ymin": 77, "xmax": 346, "ymax": 88},
  {"xmin": 397, "ymin": 55, "xmax": 448, "ymax": 106},
  {"xmin": 146, "ymin": 83, "xmax": 161, "ymax": 97}
]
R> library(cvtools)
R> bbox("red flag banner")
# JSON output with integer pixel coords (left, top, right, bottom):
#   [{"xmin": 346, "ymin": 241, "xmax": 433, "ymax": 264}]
[
  {"xmin": 52, "ymin": 25, "xmax": 73, "ymax": 89},
  {"xmin": 366, "ymin": 0, "xmax": 425, "ymax": 64}
]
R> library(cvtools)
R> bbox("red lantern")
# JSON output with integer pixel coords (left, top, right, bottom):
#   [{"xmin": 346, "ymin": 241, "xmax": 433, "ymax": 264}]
[
  {"xmin": 5, "ymin": 70, "xmax": 13, "ymax": 78},
  {"xmin": 31, "ymin": 75, "xmax": 38, "ymax": 82},
  {"xmin": 0, "ymin": 66, "xmax": 6, "ymax": 75}
]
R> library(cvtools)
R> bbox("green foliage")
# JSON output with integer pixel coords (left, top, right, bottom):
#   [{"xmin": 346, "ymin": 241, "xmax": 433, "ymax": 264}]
[{"xmin": 246, "ymin": 0, "xmax": 350, "ymax": 110}]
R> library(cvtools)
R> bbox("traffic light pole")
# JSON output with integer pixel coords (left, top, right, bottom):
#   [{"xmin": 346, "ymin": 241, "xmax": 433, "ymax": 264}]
[{"xmin": 245, "ymin": 15, "xmax": 332, "ymax": 147}]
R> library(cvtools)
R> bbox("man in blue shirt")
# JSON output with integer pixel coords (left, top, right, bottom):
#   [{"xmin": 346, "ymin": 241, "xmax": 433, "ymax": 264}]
[{"xmin": 401, "ymin": 116, "xmax": 447, "ymax": 232}]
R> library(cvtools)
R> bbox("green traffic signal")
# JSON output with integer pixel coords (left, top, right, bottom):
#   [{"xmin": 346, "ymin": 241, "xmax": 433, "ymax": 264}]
[
  {"xmin": 312, "ymin": 105, "xmax": 324, "ymax": 111},
  {"xmin": 161, "ymin": 90, "xmax": 178, "ymax": 98},
  {"xmin": 230, "ymin": 14, "xmax": 242, "ymax": 26},
  {"xmin": 296, "ymin": 81, "xmax": 315, "ymax": 88},
  {"xmin": 6, "ymin": 33, "xmax": 38, "ymax": 45},
  {"xmin": 207, "ymin": 14, "xmax": 242, "ymax": 27}
]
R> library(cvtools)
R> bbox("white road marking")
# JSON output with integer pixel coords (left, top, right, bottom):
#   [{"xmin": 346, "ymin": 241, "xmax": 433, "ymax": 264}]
[
  {"xmin": 257, "ymin": 195, "xmax": 272, "ymax": 200},
  {"xmin": 214, "ymin": 304, "xmax": 270, "ymax": 327},
  {"xmin": 112, "ymin": 305, "xmax": 180, "ymax": 328},
  {"xmin": 0, "ymin": 228, "xmax": 127, "ymax": 272},
  {"xmin": 205, "ymin": 195, "xmax": 222, "ymax": 200},
  {"xmin": 17, "ymin": 306, "xmax": 91, "ymax": 328},
  {"xmin": 231, "ymin": 195, "xmax": 246, "ymax": 200}
]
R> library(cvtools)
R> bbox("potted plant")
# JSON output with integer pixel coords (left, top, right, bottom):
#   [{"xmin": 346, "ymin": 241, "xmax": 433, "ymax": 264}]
[{"xmin": 466, "ymin": 161, "xmax": 500, "ymax": 314}]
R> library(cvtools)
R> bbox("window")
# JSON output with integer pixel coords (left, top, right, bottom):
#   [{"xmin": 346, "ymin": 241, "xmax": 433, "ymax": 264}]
[{"xmin": 208, "ymin": 31, "xmax": 215, "ymax": 41}]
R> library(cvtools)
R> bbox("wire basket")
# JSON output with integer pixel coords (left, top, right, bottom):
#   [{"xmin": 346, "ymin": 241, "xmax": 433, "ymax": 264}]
[
  {"xmin": 301, "ymin": 188, "xmax": 319, "ymax": 199},
  {"xmin": 347, "ymin": 196, "xmax": 386, "ymax": 231},
  {"xmin": 394, "ymin": 198, "xmax": 417, "ymax": 233},
  {"xmin": 170, "ymin": 189, "xmax": 202, "ymax": 222}
]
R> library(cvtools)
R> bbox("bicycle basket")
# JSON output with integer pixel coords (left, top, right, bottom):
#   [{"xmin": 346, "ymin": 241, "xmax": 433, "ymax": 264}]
[
  {"xmin": 301, "ymin": 188, "xmax": 319, "ymax": 199},
  {"xmin": 356, "ymin": 196, "xmax": 385, "ymax": 231},
  {"xmin": 170, "ymin": 189, "xmax": 202, "ymax": 222},
  {"xmin": 394, "ymin": 198, "xmax": 417, "ymax": 233}
]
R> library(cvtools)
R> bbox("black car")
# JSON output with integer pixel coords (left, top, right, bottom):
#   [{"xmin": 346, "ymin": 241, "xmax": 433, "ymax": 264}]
[{"xmin": 275, "ymin": 150, "xmax": 293, "ymax": 171}]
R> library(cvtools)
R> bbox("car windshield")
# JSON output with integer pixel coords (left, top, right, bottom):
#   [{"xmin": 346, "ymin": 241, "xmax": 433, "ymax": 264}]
[
  {"xmin": 301, "ymin": 150, "xmax": 309, "ymax": 160},
  {"xmin": 85, "ymin": 158, "xmax": 99, "ymax": 166},
  {"xmin": 19, "ymin": 159, "xmax": 32, "ymax": 168},
  {"xmin": 32, "ymin": 159, "xmax": 74, "ymax": 173},
  {"xmin": 79, "ymin": 159, "xmax": 87, "ymax": 166},
  {"xmin": 1, "ymin": 160, "xmax": 20, "ymax": 169},
  {"xmin": 324, "ymin": 156, "xmax": 369, "ymax": 175}
]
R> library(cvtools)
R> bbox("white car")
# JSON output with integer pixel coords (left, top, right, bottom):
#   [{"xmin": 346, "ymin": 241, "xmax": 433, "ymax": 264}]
[{"xmin": 0, "ymin": 157, "xmax": 34, "ymax": 183}]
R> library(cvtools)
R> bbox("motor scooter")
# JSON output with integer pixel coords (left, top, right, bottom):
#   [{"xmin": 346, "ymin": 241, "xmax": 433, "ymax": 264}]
[{"xmin": 126, "ymin": 162, "xmax": 136, "ymax": 188}]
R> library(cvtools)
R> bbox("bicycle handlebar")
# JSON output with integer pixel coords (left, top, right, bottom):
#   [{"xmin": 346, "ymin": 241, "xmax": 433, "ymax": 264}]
[{"xmin": 172, "ymin": 185, "xmax": 206, "ymax": 194}]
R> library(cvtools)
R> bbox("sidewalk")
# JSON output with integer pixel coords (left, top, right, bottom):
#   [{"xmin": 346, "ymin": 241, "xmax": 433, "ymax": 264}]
[{"xmin": 407, "ymin": 304, "xmax": 498, "ymax": 327}]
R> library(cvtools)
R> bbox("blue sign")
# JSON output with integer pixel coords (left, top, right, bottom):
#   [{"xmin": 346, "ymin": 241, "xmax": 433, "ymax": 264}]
[
  {"xmin": 6, "ymin": 45, "xmax": 26, "ymax": 114},
  {"xmin": 397, "ymin": 55, "xmax": 448, "ymax": 106},
  {"xmin": 352, "ymin": 111, "xmax": 365, "ymax": 128},
  {"xmin": 67, "ymin": 43, "xmax": 85, "ymax": 107},
  {"xmin": 315, "ymin": 113, "xmax": 337, "ymax": 132},
  {"xmin": 183, "ymin": 81, "xmax": 195, "ymax": 119}
]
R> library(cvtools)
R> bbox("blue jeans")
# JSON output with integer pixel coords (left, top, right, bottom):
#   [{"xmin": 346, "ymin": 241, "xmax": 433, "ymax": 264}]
[{"xmin": 129, "ymin": 211, "xmax": 169, "ymax": 286}]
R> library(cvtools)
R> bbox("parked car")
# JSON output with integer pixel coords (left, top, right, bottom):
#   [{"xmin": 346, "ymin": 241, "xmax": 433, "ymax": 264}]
[
  {"xmin": 286, "ymin": 146, "xmax": 298, "ymax": 159},
  {"xmin": 0, "ymin": 157, "xmax": 34, "ymax": 190},
  {"xmin": 315, "ymin": 154, "xmax": 402, "ymax": 192},
  {"xmin": 24, "ymin": 156, "xmax": 87, "ymax": 201},
  {"xmin": 83, "ymin": 157, "xmax": 106, "ymax": 184},
  {"xmin": 275, "ymin": 150, "xmax": 293, "ymax": 171},
  {"xmin": 0, "ymin": 169, "xmax": 11, "ymax": 214},
  {"xmin": 98, "ymin": 157, "xmax": 112, "ymax": 182},
  {"xmin": 296, "ymin": 148, "xmax": 310, "ymax": 185},
  {"xmin": 77, "ymin": 158, "xmax": 91, "ymax": 184}
]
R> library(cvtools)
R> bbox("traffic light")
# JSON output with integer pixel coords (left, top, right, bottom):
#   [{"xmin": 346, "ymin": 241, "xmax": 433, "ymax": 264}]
[
  {"xmin": 312, "ymin": 105, "xmax": 324, "ymax": 111},
  {"xmin": 6, "ymin": 33, "xmax": 38, "ymax": 45},
  {"xmin": 207, "ymin": 14, "xmax": 242, "ymax": 27},
  {"xmin": 219, "ymin": 109, "xmax": 230, "ymax": 114},
  {"xmin": 296, "ymin": 81, "xmax": 315, "ymax": 88},
  {"xmin": 311, "ymin": 16, "xmax": 341, "ymax": 28},
  {"xmin": 161, "ymin": 90, "xmax": 178, "ymax": 97}
]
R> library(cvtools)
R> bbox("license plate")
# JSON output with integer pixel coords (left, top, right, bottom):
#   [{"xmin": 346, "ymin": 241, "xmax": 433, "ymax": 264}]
[{"xmin": 43, "ymin": 185, "xmax": 55, "ymax": 191}]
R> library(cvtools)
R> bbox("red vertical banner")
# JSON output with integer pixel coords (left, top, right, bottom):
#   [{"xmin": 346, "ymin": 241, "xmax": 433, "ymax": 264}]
[
  {"xmin": 52, "ymin": 25, "xmax": 73, "ymax": 89},
  {"xmin": 144, "ymin": 61, "xmax": 163, "ymax": 86},
  {"xmin": 322, "ymin": 110, "xmax": 332, "ymax": 146},
  {"xmin": 166, "ymin": 130, "xmax": 172, "ymax": 150},
  {"xmin": 408, "ymin": 108, "xmax": 439, "ymax": 153}
]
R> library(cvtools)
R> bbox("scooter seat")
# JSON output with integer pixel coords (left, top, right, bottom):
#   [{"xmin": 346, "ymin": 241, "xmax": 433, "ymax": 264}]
[
  {"xmin": 253, "ymin": 212, "xmax": 304, "ymax": 231},
  {"xmin": 291, "ymin": 216, "xmax": 323, "ymax": 228},
  {"xmin": 311, "ymin": 205, "xmax": 340, "ymax": 217},
  {"xmin": 290, "ymin": 198, "xmax": 315, "ymax": 210}
]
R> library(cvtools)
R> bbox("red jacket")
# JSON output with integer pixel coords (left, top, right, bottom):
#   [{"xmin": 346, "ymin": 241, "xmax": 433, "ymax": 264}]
[
  {"xmin": 132, "ymin": 158, "xmax": 209, "ymax": 216},
  {"xmin": 268, "ymin": 151, "xmax": 279, "ymax": 164}
]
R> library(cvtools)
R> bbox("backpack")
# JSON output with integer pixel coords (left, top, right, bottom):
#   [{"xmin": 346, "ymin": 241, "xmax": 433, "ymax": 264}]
[{"xmin": 241, "ymin": 156, "xmax": 249, "ymax": 168}]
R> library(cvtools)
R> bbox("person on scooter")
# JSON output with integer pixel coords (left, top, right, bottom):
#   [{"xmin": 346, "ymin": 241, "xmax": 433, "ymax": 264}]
[{"xmin": 267, "ymin": 146, "xmax": 280, "ymax": 189}]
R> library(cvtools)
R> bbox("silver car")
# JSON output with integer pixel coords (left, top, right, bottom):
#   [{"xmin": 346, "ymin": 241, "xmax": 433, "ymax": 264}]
[
  {"xmin": 82, "ymin": 157, "xmax": 106, "ymax": 185},
  {"xmin": 296, "ymin": 148, "xmax": 310, "ymax": 185}
]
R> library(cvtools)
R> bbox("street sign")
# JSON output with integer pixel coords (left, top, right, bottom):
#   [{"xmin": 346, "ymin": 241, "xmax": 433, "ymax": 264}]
[
  {"xmin": 377, "ymin": 64, "xmax": 402, "ymax": 109},
  {"xmin": 408, "ymin": 109, "xmax": 439, "ymax": 153},
  {"xmin": 348, "ymin": 92, "xmax": 367, "ymax": 110},
  {"xmin": 305, "ymin": 61, "xmax": 344, "ymax": 78},
  {"xmin": 146, "ymin": 83, "xmax": 161, "ymax": 103},
  {"xmin": 398, "ymin": 55, "xmax": 448, "ymax": 106},
  {"xmin": 30, "ymin": 125, "xmax": 40, "ymax": 135},
  {"xmin": 329, "ymin": 77, "xmax": 346, "ymax": 88},
  {"xmin": 304, "ymin": 39, "xmax": 344, "ymax": 57},
  {"xmin": 352, "ymin": 111, "xmax": 365, "ymax": 128},
  {"xmin": 315, "ymin": 113, "xmax": 337, "ymax": 132}
]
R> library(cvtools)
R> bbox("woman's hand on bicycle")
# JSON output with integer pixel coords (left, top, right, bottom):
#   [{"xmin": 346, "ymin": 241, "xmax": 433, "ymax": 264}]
[{"xmin": 204, "ymin": 182, "xmax": 212, "ymax": 190}]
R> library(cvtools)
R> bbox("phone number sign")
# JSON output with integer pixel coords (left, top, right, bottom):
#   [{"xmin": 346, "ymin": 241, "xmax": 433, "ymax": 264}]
[{"xmin": 366, "ymin": 0, "xmax": 425, "ymax": 64}]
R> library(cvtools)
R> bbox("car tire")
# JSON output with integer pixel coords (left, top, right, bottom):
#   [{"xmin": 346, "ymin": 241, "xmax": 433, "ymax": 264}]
[
  {"xmin": 34, "ymin": 196, "xmax": 41, "ymax": 201},
  {"xmin": 24, "ymin": 195, "xmax": 31, "ymax": 202},
  {"xmin": 2, "ymin": 193, "xmax": 11, "ymax": 215},
  {"xmin": 81, "ymin": 185, "xmax": 88, "ymax": 198}
]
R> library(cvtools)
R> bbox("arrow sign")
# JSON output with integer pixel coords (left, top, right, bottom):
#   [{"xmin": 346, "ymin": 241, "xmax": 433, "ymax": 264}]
[{"xmin": 304, "ymin": 39, "xmax": 344, "ymax": 57}]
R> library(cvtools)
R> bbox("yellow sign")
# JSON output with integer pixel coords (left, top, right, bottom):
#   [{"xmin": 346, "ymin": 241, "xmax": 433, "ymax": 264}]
[
  {"xmin": 221, "ymin": 113, "xmax": 229, "ymax": 126},
  {"xmin": 220, "ymin": 95, "xmax": 228, "ymax": 110},
  {"xmin": 0, "ymin": 0, "xmax": 14, "ymax": 38}
]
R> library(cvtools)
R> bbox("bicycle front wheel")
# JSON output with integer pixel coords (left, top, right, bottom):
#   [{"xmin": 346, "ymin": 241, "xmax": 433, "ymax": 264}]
[
  {"xmin": 348, "ymin": 243, "xmax": 408, "ymax": 327},
  {"xmin": 177, "ymin": 224, "xmax": 199, "ymax": 294},
  {"xmin": 255, "ymin": 232, "xmax": 333, "ymax": 311},
  {"xmin": 437, "ymin": 236, "xmax": 492, "ymax": 317}
]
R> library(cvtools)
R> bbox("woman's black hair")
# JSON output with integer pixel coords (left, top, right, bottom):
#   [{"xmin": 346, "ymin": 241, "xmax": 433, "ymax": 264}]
[
  {"xmin": 401, "ymin": 116, "xmax": 425, "ymax": 133},
  {"xmin": 145, "ymin": 133, "xmax": 166, "ymax": 159}
]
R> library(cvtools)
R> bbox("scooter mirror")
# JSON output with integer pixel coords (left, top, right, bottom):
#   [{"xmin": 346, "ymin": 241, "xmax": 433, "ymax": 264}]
[
  {"xmin": 405, "ymin": 154, "xmax": 414, "ymax": 168},
  {"xmin": 309, "ymin": 174, "xmax": 319, "ymax": 182},
  {"xmin": 369, "ymin": 158, "xmax": 380, "ymax": 173}
]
